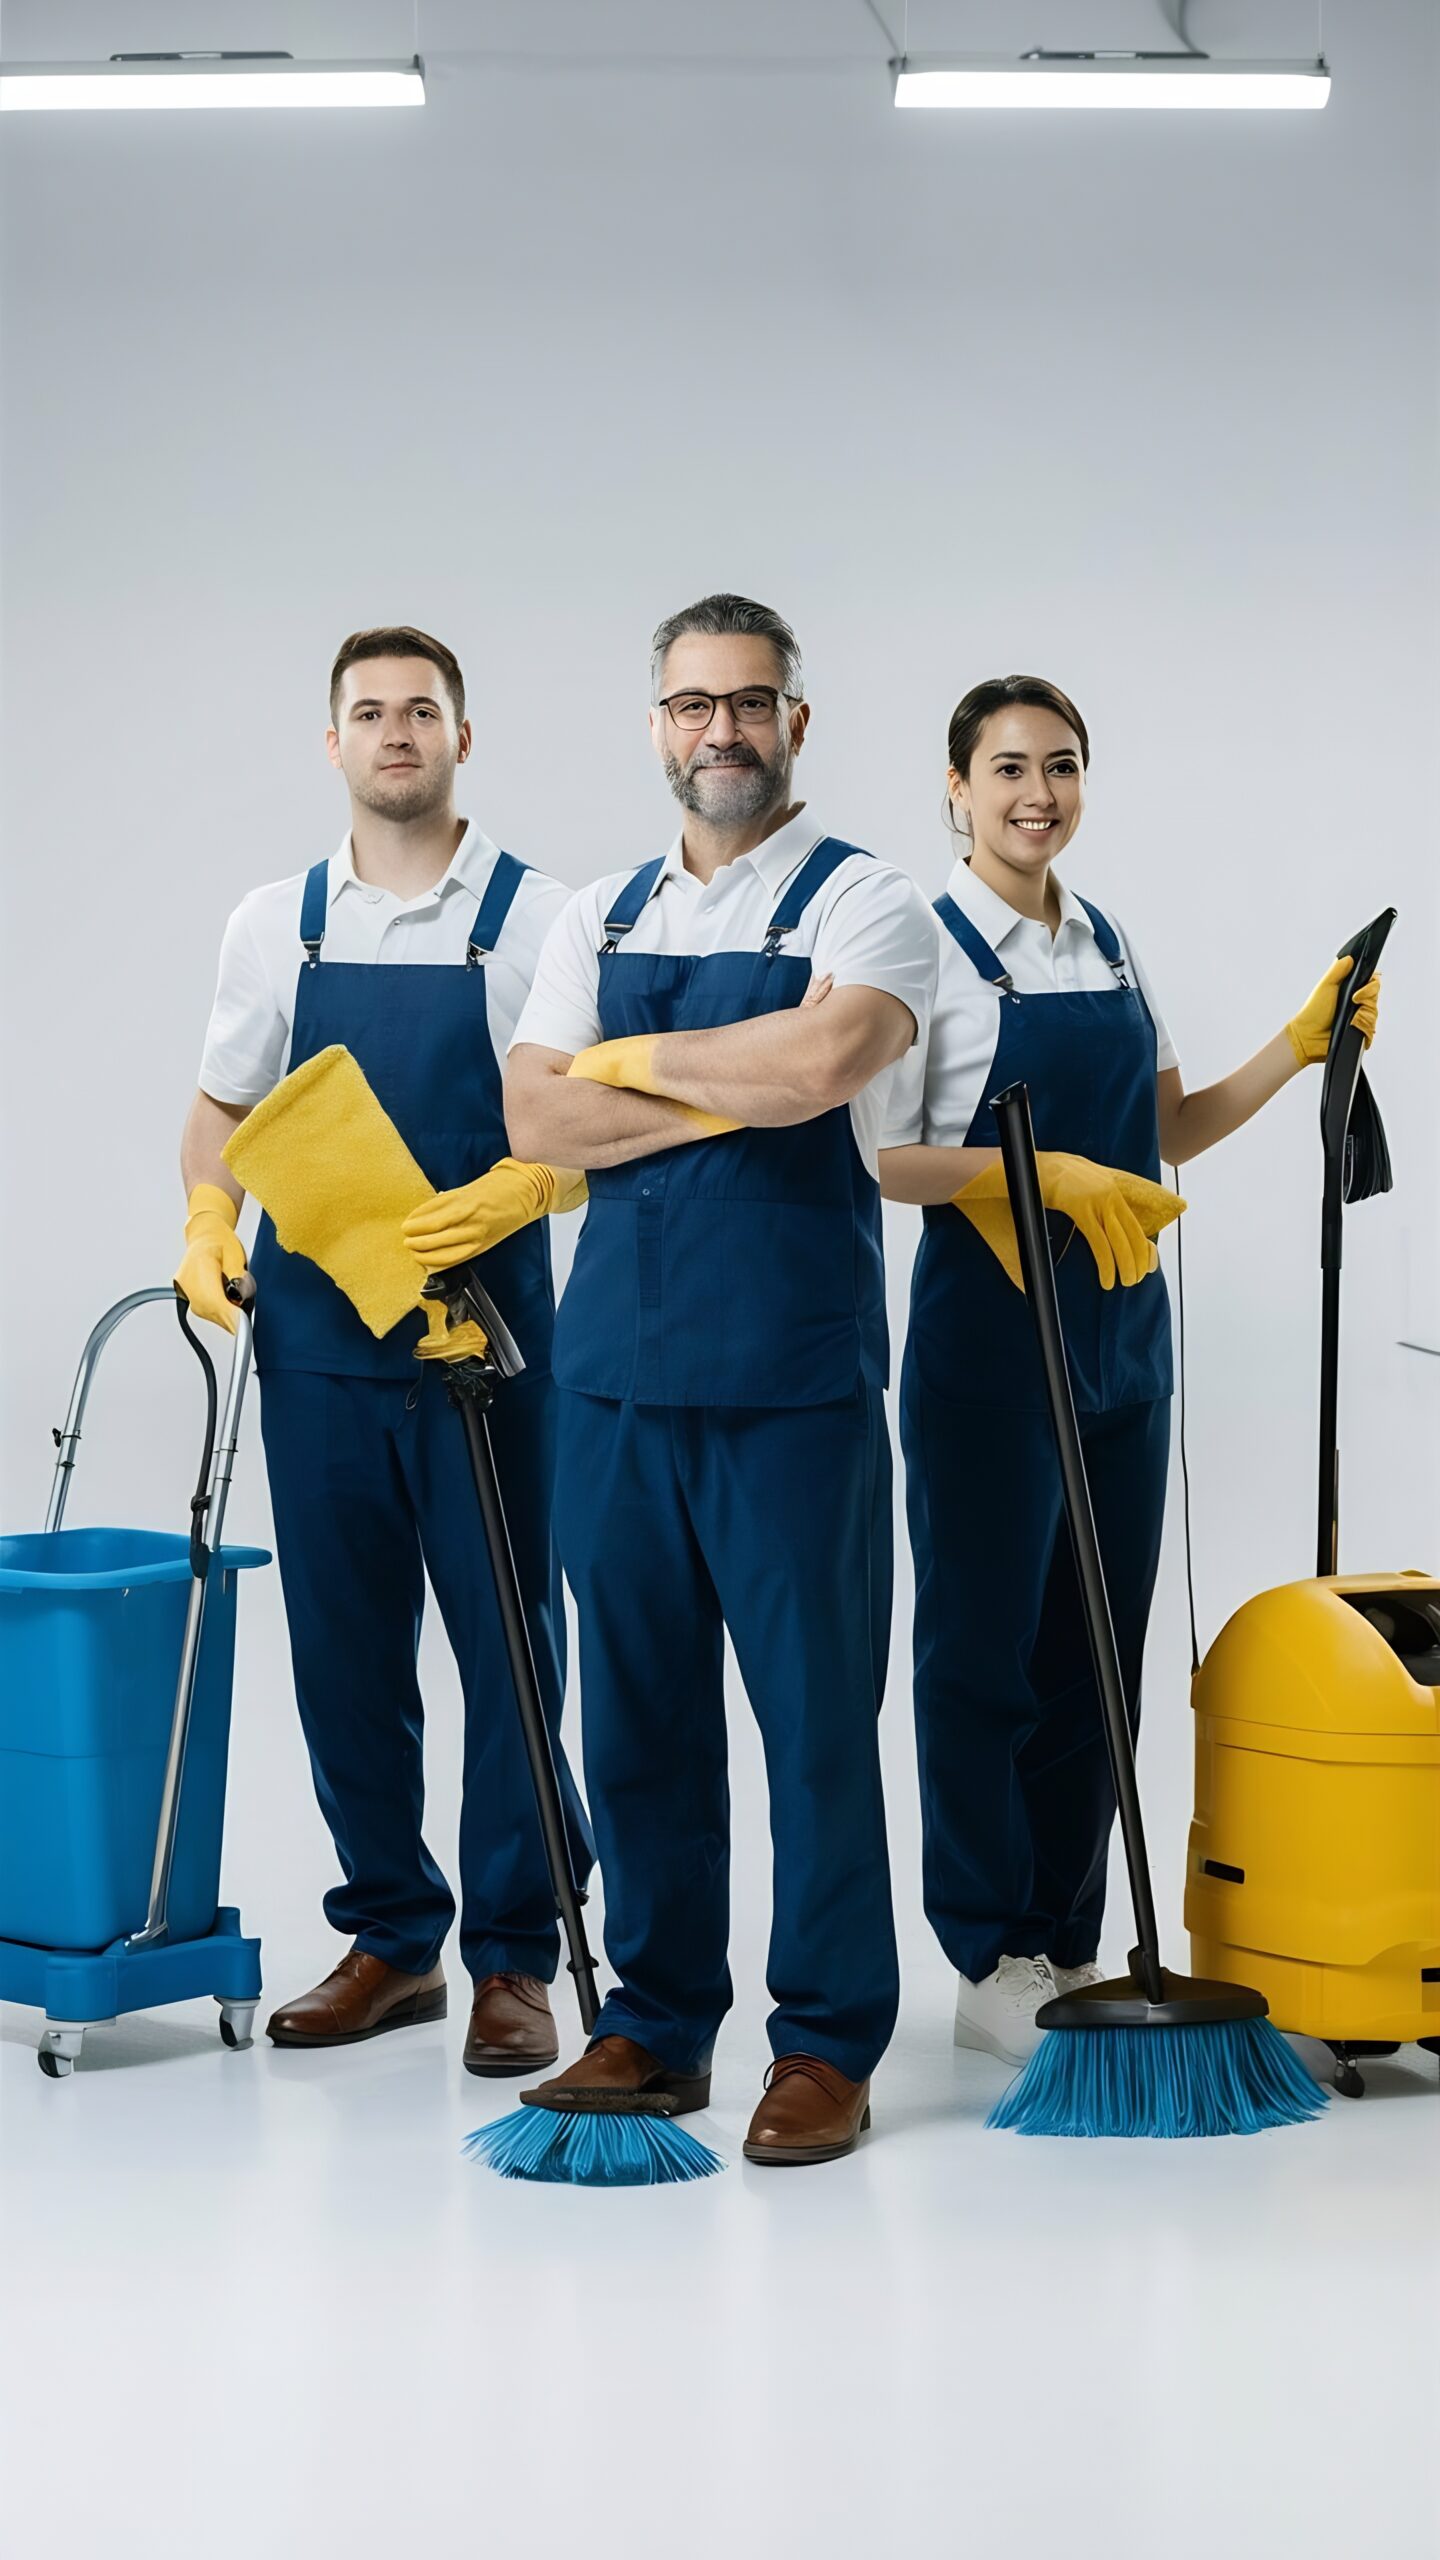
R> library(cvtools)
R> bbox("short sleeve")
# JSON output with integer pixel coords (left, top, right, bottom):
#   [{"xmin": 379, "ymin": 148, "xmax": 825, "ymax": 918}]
[
  {"xmin": 197, "ymin": 901, "xmax": 290, "ymax": 1106},
  {"xmin": 509, "ymin": 888, "xmax": 605, "ymax": 1056},
  {"xmin": 880, "ymin": 1029, "xmax": 927, "ymax": 1146},
  {"xmin": 482, "ymin": 873, "xmax": 572, "ymax": 1059},
  {"xmin": 1121, "ymin": 926, "xmax": 1179, "ymax": 1074},
  {"xmin": 811, "ymin": 864, "xmax": 938, "ymax": 1046}
]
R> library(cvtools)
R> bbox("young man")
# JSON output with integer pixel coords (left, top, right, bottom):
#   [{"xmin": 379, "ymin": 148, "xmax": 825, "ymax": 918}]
[
  {"xmin": 505, "ymin": 593, "xmax": 937, "ymax": 2164},
  {"xmin": 179, "ymin": 625, "xmax": 591, "ymax": 2070}
]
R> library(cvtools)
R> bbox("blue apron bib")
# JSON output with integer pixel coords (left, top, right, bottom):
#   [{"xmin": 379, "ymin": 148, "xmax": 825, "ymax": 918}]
[
  {"xmin": 551, "ymin": 839, "xmax": 888, "ymax": 1407},
  {"xmin": 908, "ymin": 889, "xmax": 1171, "ymax": 1413},
  {"xmin": 251, "ymin": 851, "xmax": 555, "ymax": 1379}
]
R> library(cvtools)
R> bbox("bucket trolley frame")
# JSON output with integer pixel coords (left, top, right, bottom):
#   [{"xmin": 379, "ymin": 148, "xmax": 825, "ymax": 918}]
[{"xmin": 0, "ymin": 1282, "xmax": 265, "ymax": 2077}]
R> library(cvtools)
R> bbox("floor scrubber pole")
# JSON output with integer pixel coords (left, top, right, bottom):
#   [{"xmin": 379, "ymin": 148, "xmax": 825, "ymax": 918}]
[
  {"xmin": 422, "ymin": 1264, "xmax": 601, "ymax": 2038},
  {"xmin": 993, "ymin": 1081, "xmax": 1166, "ymax": 2007}
]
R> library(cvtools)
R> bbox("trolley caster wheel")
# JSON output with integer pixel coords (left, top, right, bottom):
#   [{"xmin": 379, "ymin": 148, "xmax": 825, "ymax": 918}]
[
  {"xmin": 217, "ymin": 2000, "xmax": 257, "ymax": 2051},
  {"xmin": 1333, "ymin": 2061, "xmax": 1365, "ymax": 2099},
  {"xmin": 37, "ymin": 2023, "xmax": 87, "ymax": 2079}
]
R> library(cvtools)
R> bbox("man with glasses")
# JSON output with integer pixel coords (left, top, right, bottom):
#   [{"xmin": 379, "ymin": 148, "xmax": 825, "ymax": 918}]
[{"xmin": 505, "ymin": 593, "xmax": 936, "ymax": 2164}]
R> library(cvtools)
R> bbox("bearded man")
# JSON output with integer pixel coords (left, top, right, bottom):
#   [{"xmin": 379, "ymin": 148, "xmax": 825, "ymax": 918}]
[{"xmin": 504, "ymin": 594, "xmax": 936, "ymax": 2164}]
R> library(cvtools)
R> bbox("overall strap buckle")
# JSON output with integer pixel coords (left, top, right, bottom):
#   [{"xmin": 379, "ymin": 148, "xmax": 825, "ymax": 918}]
[
  {"xmin": 761, "ymin": 837, "xmax": 865, "ymax": 962},
  {"xmin": 467, "ymin": 850, "xmax": 528, "ymax": 969},
  {"xmin": 1075, "ymin": 893, "xmax": 1132, "ymax": 990},
  {"xmin": 298, "ymin": 857, "xmax": 330, "ymax": 969},
  {"xmin": 598, "ymin": 854, "xmax": 667, "ymax": 956}
]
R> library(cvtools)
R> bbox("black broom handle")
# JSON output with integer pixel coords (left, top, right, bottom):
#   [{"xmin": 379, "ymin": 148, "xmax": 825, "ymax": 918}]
[
  {"xmin": 1315, "ymin": 906, "xmax": 1395, "ymax": 1577},
  {"xmin": 454, "ymin": 1394, "xmax": 601, "ymax": 2036},
  {"xmin": 993, "ymin": 1083, "xmax": 1165, "ymax": 2004}
]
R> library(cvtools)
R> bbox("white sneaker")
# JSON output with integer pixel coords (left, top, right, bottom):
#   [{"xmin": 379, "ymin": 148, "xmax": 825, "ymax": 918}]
[
  {"xmin": 953, "ymin": 1954, "xmax": 1057, "ymax": 2066},
  {"xmin": 1049, "ymin": 1960, "xmax": 1106, "ymax": 1997}
]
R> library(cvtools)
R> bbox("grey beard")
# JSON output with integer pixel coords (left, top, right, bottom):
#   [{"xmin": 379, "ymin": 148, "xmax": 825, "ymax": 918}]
[
  {"xmin": 663, "ymin": 743, "xmax": 791, "ymax": 827},
  {"xmin": 350, "ymin": 763, "xmax": 455, "ymax": 825}
]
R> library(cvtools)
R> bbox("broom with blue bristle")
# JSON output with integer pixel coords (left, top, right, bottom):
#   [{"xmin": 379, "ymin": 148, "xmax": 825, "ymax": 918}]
[
  {"xmin": 423, "ymin": 1258, "xmax": 722, "ymax": 2187},
  {"xmin": 983, "ymin": 1083, "xmax": 1326, "ymax": 2142}
]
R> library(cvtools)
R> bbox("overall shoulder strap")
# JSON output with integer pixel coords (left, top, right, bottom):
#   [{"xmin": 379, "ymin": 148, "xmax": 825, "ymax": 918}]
[
  {"xmin": 763, "ymin": 837, "xmax": 869, "ymax": 955},
  {"xmin": 600, "ymin": 856, "xmax": 666, "ymax": 952},
  {"xmin": 935, "ymin": 891, "xmax": 1012, "ymax": 993},
  {"xmin": 299, "ymin": 859, "xmax": 330, "ymax": 968},
  {"xmin": 1075, "ymin": 895, "xmax": 1131, "ymax": 984},
  {"xmin": 467, "ymin": 850, "xmax": 529, "ymax": 967}
]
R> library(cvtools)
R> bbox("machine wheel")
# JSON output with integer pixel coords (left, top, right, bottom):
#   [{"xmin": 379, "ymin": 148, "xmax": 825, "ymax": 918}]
[
  {"xmin": 217, "ymin": 2000, "xmax": 257, "ymax": 2052},
  {"xmin": 37, "ymin": 2048, "xmax": 70, "ymax": 2080},
  {"xmin": 1331, "ymin": 2055, "xmax": 1365, "ymax": 2099}
]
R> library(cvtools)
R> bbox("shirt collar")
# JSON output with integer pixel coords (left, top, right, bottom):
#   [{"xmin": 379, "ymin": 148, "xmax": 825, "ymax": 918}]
[
  {"xmin": 331, "ymin": 818, "xmax": 500, "ymax": 907},
  {"xmin": 944, "ymin": 855, "xmax": 1096, "ymax": 951},
  {"xmin": 660, "ymin": 805, "xmax": 827, "ymax": 896}
]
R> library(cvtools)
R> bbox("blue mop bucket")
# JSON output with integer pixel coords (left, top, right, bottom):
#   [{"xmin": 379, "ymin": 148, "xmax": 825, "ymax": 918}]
[
  {"xmin": 0, "ymin": 1283, "xmax": 268, "ymax": 1958},
  {"xmin": 0, "ymin": 1524, "xmax": 266, "ymax": 1950}
]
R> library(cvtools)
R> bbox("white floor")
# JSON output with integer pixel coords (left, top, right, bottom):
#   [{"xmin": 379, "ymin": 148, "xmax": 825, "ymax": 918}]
[{"xmin": 4, "ymin": 1948, "xmax": 1437, "ymax": 2560}]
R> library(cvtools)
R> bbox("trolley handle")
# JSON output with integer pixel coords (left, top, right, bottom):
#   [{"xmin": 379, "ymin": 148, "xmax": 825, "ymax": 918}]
[{"xmin": 46, "ymin": 1276, "xmax": 256, "ymax": 1553}]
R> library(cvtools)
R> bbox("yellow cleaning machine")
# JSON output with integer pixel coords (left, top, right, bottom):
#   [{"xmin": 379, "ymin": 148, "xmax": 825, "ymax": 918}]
[{"xmin": 1187, "ymin": 908, "xmax": 1440, "ymax": 2098}]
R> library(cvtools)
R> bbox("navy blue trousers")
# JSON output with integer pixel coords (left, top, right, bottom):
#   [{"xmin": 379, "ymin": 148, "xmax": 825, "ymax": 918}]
[
  {"xmin": 901, "ymin": 1366, "xmax": 1170, "ymax": 1982},
  {"xmin": 554, "ymin": 1386, "xmax": 898, "ymax": 2084},
  {"xmin": 259, "ymin": 1362, "xmax": 592, "ymax": 1982}
]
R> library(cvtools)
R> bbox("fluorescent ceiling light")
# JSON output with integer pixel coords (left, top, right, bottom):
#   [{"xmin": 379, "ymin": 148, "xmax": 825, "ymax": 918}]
[
  {"xmin": 0, "ymin": 55, "xmax": 425, "ymax": 112},
  {"xmin": 893, "ymin": 57, "xmax": 1330, "ymax": 111}
]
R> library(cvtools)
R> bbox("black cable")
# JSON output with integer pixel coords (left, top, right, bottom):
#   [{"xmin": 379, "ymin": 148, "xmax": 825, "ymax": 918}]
[
  {"xmin": 1171, "ymin": 1163, "xmax": 1200, "ymax": 1674},
  {"xmin": 1157, "ymin": 0, "xmax": 1207, "ymax": 54},
  {"xmin": 860, "ymin": 0, "xmax": 904, "ymax": 58},
  {"xmin": 174, "ymin": 1288, "xmax": 219, "ymax": 1582}
]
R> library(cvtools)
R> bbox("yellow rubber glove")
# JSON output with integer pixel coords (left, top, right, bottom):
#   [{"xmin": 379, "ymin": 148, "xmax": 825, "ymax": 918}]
[
  {"xmin": 175, "ymin": 1184, "xmax": 248, "ymax": 1334},
  {"xmin": 402, "ymin": 1158, "xmax": 588, "ymax": 1274},
  {"xmin": 1285, "ymin": 955, "xmax": 1382, "ymax": 1066},
  {"xmin": 955, "ymin": 1155, "xmax": 1184, "ymax": 1294},
  {"xmin": 566, "ymin": 1036, "xmax": 742, "ymax": 1139},
  {"xmin": 413, "ymin": 1302, "xmax": 491, "ymax": 1364}
]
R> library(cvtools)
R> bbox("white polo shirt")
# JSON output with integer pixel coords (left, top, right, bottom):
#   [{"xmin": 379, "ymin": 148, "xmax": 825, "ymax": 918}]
[
  {"xmin": 884, "ymin": 855, "xmax": 1178, "ymax": 1148},
  {"xmin": 198, "ymin": 823, "xmax": 569, "ymax": 1108},
  {"xmin": 511, "ymin": 808, "xmax": 939, "ymax": 1177}
]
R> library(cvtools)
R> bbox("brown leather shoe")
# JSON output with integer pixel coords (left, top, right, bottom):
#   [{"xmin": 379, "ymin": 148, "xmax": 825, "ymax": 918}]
[
  {"xmin": 743, "ymin": 2054, "xmax": 871, "ymax": 2165},
  {"xmin": 463, "ymin": 1973, "xmax": 560, "ymax": 2077},
  {"xmin": 266, "ymin": 1949, "xmax": 446, "ymax": 2048},
  {"xmin": 520, "ymin": 2033, "xmax": 711, "ymax": 2116}
]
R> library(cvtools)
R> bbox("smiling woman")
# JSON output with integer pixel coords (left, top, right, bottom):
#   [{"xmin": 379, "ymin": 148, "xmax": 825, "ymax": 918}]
[{"xmin": 878, "ymin": 671, "xmax": 1384, "ymax": 2075}]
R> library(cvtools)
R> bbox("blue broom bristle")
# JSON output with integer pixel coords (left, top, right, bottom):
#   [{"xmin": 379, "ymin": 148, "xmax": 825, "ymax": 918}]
[
  {"xmin": 465, "ymin": 2105, "xmax": 724, "ymax": 2185},
  {"xmin": 987, "ymin": 2015, "xmax": 1328, "ymax": 2140}
]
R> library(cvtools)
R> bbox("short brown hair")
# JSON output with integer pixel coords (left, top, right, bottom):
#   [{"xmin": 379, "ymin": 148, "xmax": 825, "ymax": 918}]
[{"xmin": 329, "ymin": 624, "xmax": 465, "ymax": 724}]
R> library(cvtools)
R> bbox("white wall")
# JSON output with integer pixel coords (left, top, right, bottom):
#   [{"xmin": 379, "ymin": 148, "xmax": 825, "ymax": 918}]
[{"xmin": 2, "ymin": 0, "xmax": 1436, "ymax": 1996}]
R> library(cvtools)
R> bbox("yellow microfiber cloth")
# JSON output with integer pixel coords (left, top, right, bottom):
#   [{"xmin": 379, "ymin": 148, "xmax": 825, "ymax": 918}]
[
  {"xmin": 955, "ymin": 1159, "xmax": 1184, "ymax": 1292},
  {"xmin": 222, "ymin": 1045, "xmax": 560, "ymax": 1362}
]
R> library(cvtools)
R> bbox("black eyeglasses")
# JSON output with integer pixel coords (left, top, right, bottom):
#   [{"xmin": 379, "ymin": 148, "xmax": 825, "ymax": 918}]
[{"xmin": 656, "ymin": 686, "xmax": 796, "ymax": 732}]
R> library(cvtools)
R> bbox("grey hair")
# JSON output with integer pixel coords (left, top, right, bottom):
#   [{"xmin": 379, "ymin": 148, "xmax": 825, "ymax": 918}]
[{"xmin": 650, "ymin": 592, "xmax": 804, "ymax": 702}]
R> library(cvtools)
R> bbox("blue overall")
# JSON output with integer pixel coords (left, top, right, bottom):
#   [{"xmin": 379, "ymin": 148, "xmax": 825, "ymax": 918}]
[
  {"xmin": 253, "ymin": 855, "xmax": 592, "ymax": 1981},
  {"xmin": 552, "ymin": 843, "xmax": 900, "ymax": 2083},
  {"xmin": 899, "ymin": 892, "xmax": 1172, "ymax": 1981}
]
